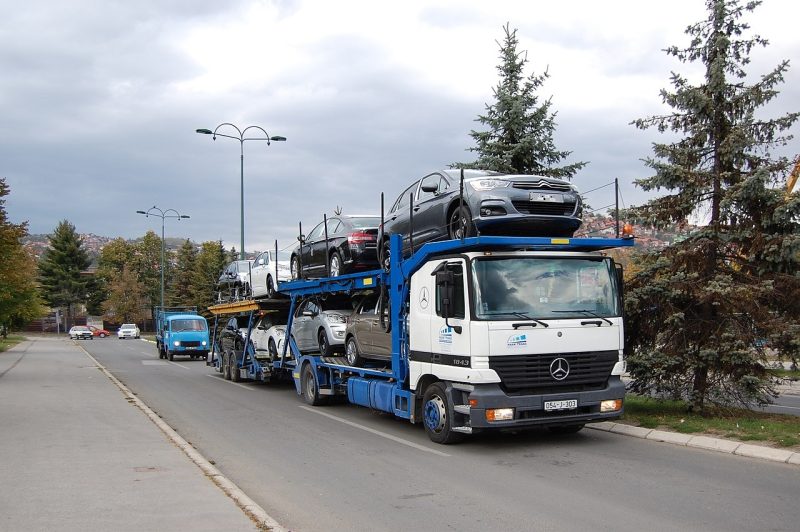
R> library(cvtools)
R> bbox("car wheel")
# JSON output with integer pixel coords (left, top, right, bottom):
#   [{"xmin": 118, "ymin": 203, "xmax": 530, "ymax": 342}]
[
  {"xmin": 267, "ymin": 275, "xmax": 276, "ymax": 298},
  {"xmin": 318, "ymin": 329, "xmax": 333, "ymax": 357},
  {"xmin": 379, "ymin": 240, "xmax": 390, "ymax": 270},
  {"xmin": 345, "ymin": 337, "xmax": 364, "ymax": 367},
  {"xmin": 422, "ymin": 382, "xmax": 463, "ymax": 444},
  {"xmin": 99, "ymin": 333, "xmax": 106, "ymax": 338},
  {"xmin": 301, "ymin": 363, "xmax": 328, "ymax": 406},
  {"xmin": 290, "ymin": 256, "xmax": 301, "ymax": 280},
  {"xmin": 448, "ymin": 205, "xmax": 476, "ymax": 240},
  {"xmin": 328, "ymin": 251, "xmax": 342, "ymax": 277}
]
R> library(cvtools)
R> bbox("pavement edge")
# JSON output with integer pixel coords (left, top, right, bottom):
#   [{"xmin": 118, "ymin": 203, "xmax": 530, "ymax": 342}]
[
  {"xmin": 78, "ymin": 345, "xmax": 287, "ymax": 532},
  {"xmin": 589, "ymin": 421, "xmax": 800, "ymax": 466}
]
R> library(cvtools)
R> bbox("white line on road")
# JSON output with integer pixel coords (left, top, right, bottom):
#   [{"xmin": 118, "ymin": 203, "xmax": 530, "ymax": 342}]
[
  {"xmin": 168, "ymin": 361, "xmax": 191, "ymax": 370},
  {"xmin": 298, "ymin": 405, "xmax": 451, "ymax": 457},
  {"xmin": 205, "ymin": 374, "xmax": 255, "ymax": 391}
]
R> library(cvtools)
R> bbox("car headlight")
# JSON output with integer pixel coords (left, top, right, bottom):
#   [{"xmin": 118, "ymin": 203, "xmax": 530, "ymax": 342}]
[
  {"xmin": 325, "ymin": 314, "xmax": 347, "ymax": 324},
  {"xmin": 470, "ymin": 179, "xmax": 510, "ymax": 190}
]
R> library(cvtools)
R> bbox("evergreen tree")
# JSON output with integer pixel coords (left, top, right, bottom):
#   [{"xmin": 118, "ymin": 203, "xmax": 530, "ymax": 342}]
[
  {"xmin": 453, "ymin": 23, "xmax": 586, "ymax": 178},
  {"xmin": 38, "ymin": 220, "xmax": 91, "ymax": 328},
  {"xmin": 625, "ymin": 0, "xmax": 800, "ymax": 411},
  {"xmin": 0, "ymin": 178, "xmax": 44, "ymax": 327},
  {"xmin": 168, "ymin": 239, "xmax": 197, "ymax": 306},
  {"xmin": 192, "ymin": 240, "xmax": 228, "ymax": 313},
  {"xmin": 132, "ymin": 230, "xmax": 166, "ymax": 307}
]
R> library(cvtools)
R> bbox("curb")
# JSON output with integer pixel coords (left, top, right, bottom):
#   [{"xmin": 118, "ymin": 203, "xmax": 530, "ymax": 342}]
[
  {"xmin": 589, "ymin": 421, "xmax": 800, "ymax": 466},
  {"xmin": 78, "ymin": 345, "xmax": 286, "ymax": 531}
]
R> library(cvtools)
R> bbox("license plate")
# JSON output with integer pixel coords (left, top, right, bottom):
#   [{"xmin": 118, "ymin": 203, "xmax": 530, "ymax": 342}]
[
  {"xmin": 544, "ymin": 399, "xmax": 578, "ymax": 412},
  {"xmin": 186, "ymin": 346, "xmax": 196, "ymax": 350},
  {"xmin": 530, "ymin": 192, "xmax": 563, "ymax": 203}
]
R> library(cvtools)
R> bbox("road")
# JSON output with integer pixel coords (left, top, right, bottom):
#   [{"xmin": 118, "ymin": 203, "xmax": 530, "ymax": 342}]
[{"xmin": 84, "ymin": 337, "xmax": 799, "ymax": 532}]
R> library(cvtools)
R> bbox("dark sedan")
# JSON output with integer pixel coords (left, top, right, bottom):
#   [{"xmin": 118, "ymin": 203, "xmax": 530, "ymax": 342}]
[
  {"xmin": 290, "ymin": 215, "xmax": 381, "ymax": 279},
  {"xmin": 378, "ymin": 169, "xmax": 583, "ymax": 263}
]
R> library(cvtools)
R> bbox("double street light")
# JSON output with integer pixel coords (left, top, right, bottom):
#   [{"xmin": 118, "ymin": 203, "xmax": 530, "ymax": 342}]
[
  {"xmin": 136, "ymin": 206, "xmax": 190, "ymax": 309},
  {"xmin": 196, "ymin": 123, "xmax": 286, "ymax": 260}
]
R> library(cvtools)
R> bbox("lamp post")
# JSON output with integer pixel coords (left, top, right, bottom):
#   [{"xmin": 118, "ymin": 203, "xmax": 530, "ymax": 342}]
[
  {"xmin": 196, "ymin": 124, "xmax": 285, "ymax": 260},
  {"xmin": 136, "ymin": 206, "xmax": 190, "ymax": 309}
]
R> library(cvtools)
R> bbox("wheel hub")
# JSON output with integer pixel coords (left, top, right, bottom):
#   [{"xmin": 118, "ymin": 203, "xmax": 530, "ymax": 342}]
[{"xmin": 424, "ymin": 395, "xmax": 446, "ymax": 433}]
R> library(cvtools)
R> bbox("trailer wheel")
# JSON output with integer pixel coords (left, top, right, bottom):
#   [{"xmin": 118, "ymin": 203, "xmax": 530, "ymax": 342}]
[
  {"xmin": 345, "ymin": 337, "xmax": 364, "ymax": 367},
  {"xmin": 222, "ymin": 351, "xmax": 231, "ymax": 380},
  {"xmin": 422, "ymin": 383, "xmax": 463, "ymax": 444},
  {"xmin": 230, "ymin": 352, "xmax": 242, "ymax": 382},
  {"xmin": 301, "ymin": 363, "xmax": 328, "ymax": 406},
  {"xmin": 547, "ymin": 424, "xmax": 585, "ymax": 435}
]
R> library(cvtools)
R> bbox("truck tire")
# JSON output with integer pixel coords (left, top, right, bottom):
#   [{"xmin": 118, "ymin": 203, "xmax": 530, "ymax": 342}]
[
  {"xmin": 422, "ymin": 383, "xmax": 464, "ymax": 444},
  {"xmin": 301, "ymin": 363, "xmax": 328, "ymax": 406},
  {"xmin": 345, "ymin": 337, "xmax": 364, "ymax": 367},
  {"xmin": 168, "ymin": 350, "xmax": 174, "ymax": 361},
  {"xmin": 222, "ymin": 351, "xmax": 231, "ymax": 380},
  {"xmin": 230, "ymin": 352, "xmax": 242, "ymax": 382},
  {"xmin": 547, "ymin": 424, "xmax": 585, "ymax": 435}
]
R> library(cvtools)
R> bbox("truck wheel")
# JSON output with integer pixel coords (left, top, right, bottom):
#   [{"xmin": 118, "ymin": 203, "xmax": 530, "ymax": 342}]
[
  {"xmin": 318, "ymin": 329, "xmax": 332, "ymax": 357},
  {"xmin": 222, "ymin": 351, "xmax": 232, "ymax": 380},
  {"xmin": 448, "ymin": 205, "xmax": 475, "ymax": 240},
  {"xmin": 301, "ymin": 363, "xmax": 328, "ymax": 406},
  {"xmin": 422, "ymin": 383, "xmax": 463, "ymax": 444},
  {"xmin": 168, "ymin": 350, "xmax": 174, "ymax": 361},
  {"xmin": 345, "ymin": 337, "xmax": 364, "ymax": 367},
  {"xmin": 230, "ymin": 353, "xmax": 242, "ymax": 382},
  {"xmin": 547, "ymin": 424, "xmax": 585, "ymax": 435}
]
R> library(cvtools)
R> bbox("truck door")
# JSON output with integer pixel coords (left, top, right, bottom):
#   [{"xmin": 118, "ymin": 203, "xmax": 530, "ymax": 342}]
[{"xmin": 429, "ymin": 260, "xmax": 472, "ymax": 376}]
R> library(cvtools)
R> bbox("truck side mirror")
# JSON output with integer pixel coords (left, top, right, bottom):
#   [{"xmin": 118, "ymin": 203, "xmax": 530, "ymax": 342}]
[
  {"xmin": 614, "ymin": 263, "xmax": 624, "ymax": 310},
  {"xmin": 435, "ymin": 270, "xmax": 462, "ymax": 334}
]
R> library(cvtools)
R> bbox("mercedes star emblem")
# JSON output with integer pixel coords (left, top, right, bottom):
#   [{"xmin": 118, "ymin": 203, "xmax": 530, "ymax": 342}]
[
  {"xmin": 419, "ymin": 286, "xmax": 429, "ymax": 309},
  {"xmin": 549, "ymin": 357, "xmax": 570, "ymax": 381}
]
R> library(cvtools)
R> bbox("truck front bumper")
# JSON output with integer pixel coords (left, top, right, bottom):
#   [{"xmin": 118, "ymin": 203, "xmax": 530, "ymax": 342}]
[{"xmin": 466, "ymin": 376, "xmax": 625, "ymax": 429}]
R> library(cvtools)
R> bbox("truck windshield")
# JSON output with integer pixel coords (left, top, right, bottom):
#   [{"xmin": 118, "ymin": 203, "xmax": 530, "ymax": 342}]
[
  {"xmin": 171, "ymin": 319, "xmax": 207, "ymax": 332},
  {"xmin": 471, "ymin": 257, "xmax": 618, "ymax": 320}
]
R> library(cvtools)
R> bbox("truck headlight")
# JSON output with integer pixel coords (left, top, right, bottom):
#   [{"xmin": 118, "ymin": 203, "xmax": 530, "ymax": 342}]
[
  {"xmin": 601, "ymin": 399, "xmax": 623, "ymax": 412},
  {"xmin": 485, "ymin": 408, "xmax": 514, "ymax": 421},
  {"xmin": 202, "ymin": 341, "xmax": 207, "ymax": 346},
  {"xmin": 173, "ymin": 341, "xmax": 180, "ymax": 347}
]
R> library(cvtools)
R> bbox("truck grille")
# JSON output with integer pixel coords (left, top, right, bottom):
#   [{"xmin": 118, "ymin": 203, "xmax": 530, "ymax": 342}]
[
  {"xmin": 511, "ymin": 200, "xmax": 577, "ymax": 216},
  {"xmin": 488, "ymin": 351, "xmax": 618, "ymax": 394},
  {"xmin": 180, "ymin": 341, "xmax": 202, "ymax": 347}
]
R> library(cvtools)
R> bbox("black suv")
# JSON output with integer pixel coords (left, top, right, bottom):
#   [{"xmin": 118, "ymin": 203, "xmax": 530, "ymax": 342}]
[
  {"xmin": 290, "ymin": 215, "xmax": 381, "ymax": 279},
  {"xmin": 378, "ymin": 169, "xmax": 583, "ymax": 262}
]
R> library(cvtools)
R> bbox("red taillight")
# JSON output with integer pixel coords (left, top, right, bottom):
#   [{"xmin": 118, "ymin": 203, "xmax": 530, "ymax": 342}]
[{"xmin": 348, "ymin": 232, "xmax": 376, "ymax": 244}]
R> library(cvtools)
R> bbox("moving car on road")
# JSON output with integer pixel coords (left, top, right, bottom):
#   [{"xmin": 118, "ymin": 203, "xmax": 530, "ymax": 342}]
[
  {"xmin": 117, "ymin": 323, "xmax": 140, "ymax": 339},
  {"xmin": 69, "ymin": 326, "xmax": 93, "ymax": 340},
  {"xmin": 88, "ymin": 325, "xmax": 111, "ymax": 338},
  {"xmin": 290, "ymin": 215, "xmax": 380, "ymax": 279}
]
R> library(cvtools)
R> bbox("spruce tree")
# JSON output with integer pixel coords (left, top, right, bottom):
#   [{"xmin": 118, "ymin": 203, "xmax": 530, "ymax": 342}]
[
  {"xmin": 38, "ymin": 220, "xmax": 91, "ymax": 328},
  {"xmin": 625, "ymin": 0, "xmax": 800, "ymax": 411},
  {"xmin": 453, "ymin": 23, "xmax": 586, "ymax": 178},
  {"xmin": 168, "ymin": 239, "xmax": 197, "ymax": 306},
  {"xmin": 192, "ymin": 241, "xmax": 228, "ymax": 313}
]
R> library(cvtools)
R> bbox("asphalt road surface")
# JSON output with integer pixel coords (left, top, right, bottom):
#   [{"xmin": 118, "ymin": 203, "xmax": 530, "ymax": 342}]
[{"xmin": 83, "ymin": 337, "xmax": 800, "ymax": 532}]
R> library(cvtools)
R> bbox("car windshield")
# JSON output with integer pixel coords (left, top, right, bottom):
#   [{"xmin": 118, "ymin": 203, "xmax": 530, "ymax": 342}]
[
  {"xmin": 171, "ymin": 319, "xmax": 207, "ymax": 332},
  {"xmin": 347, "ymin": 217, "xmax": 380, "ymax": 229},
  {"xmin": 471, "ymin": 256, "xmax": 618, "ymax": 320},
  {"xmin": 121, "ymin": 324, "xmax": 136, "ymax": 330},
  {"xmin": 73, "ymin": 326, "xmax": 89, "ymax": 331}
]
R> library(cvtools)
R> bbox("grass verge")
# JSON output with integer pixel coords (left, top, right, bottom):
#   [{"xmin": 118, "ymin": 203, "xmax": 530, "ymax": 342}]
[
  {"xmin": 0, "ymin": 334, "xmax": 25, "ymax": 353},
  {"xmin": 622, "ymin": 394, "xmax": 800, "ymax": 449}
]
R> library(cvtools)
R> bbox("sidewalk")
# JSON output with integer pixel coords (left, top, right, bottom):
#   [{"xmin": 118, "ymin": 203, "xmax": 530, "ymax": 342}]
[{"xmin": 0, "ymin": 336, "xmax": 257, "ymax": 531}]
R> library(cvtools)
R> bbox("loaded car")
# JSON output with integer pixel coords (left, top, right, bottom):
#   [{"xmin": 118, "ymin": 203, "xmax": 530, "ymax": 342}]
[
  {"xmin": 250, "ymin": 250, "xmax": 292, "ymax": 299},
  {"xmin": 236, "ymin": 309, "xmax": 291, "ymax": 361},
  {"xmin": 344, "ymin": 292, "xmax": 391, "ymax": 367},
  {"xmin": 378, "ymin": 169, "xmax": 583, "ymax": 264},
  {"xmin": 88, "ymin": 325, "xmax": 111, "ymax": 338},
  {"xmin": 217, "ymin": 260, "xmax": 253, "ymax": 301},
  {"xmin": 290, "ymin": 295, "xmax": 352, "ymax": 356},
  {"xmin": 117, "ymin": 323, "xmax": 140, "ymax": 339},
  {"xmin": 69, "ymin": 326, "xmax": 94, "ymax": 340},
  {"xmin": 290, "ymin": 215, "xmax": 380, "ymax": 279}
]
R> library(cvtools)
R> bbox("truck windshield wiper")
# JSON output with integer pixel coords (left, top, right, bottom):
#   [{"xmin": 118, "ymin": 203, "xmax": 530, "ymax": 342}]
[
  {"xmin": 484, "ymin": 311, "xmax": 549, "ymax": 328},
  {"xmin": 552, "ymin": 309, "xmax": 613, "ymax": 326}
]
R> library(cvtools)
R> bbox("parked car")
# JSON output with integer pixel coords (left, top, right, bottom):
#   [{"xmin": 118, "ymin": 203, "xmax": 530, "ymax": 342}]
[
  {"xmin": 344, "ymin": 292, "xmax": 391, "ymax": 367},
  {"xmin": 290, "ymin": 295, "xmax": 352, "ymax": 356},
  {"xmin": 69, "ymin": 326, "xmax": 93, "ymax": 340},
  {"xmin": 378, "ymin": 169, "xmax": 583, "ymax": 264},
  {"xmin": 239, "ymin": 309, "xmax": 291, "ymax": 360},
  {"xmin": 88, "ymin": 325, "xmax": 111, "ymax": 338},
  {"xmin": 117, "ymin": 323, "xmax": 140, "ymax": 339},
  {"xmin": 251, "ymin": 250, "xmax": 292, "ymax": 299},
  {"xmin": 290, "ymin": 215, "xmax": 381, "ymax": 279},
  {"xmin": 217, "ymin": 260, "xmax": 253, "ymax": 301}
]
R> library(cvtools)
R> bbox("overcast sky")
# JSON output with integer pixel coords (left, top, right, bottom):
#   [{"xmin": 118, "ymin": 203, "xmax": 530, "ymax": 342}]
[{"xmin": 2, "ymin": 0, "xmax": 798, "ymax": 253}]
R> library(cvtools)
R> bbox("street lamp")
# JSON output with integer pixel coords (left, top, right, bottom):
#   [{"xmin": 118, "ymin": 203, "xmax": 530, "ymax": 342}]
[
  {"xmin": 136, "ymin": 206, "xmax": 190, "ymax": 309},
  {"xmin": 196, "ymin": 123, "xmax": 286, "ymax": 259}
]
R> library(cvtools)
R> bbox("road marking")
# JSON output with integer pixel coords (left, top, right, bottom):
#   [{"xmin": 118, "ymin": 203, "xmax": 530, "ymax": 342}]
[
  {"xmin": 298, "ymin": 405, "xmax": 451, "ymax": 457},
  {"xmin": 168, "ymin": 361, "xmax": 191, "ymax": 370},
  {"xmin": 142, "ymin": 360, "xmax": 169, "ymax": 366},
  {"xmin": 205, "ymin": 374, "xmax": 255, "ymax": 391},
  {"xmin": 766, "ymin": 404, "xmax": 800, "ymax": 411}
]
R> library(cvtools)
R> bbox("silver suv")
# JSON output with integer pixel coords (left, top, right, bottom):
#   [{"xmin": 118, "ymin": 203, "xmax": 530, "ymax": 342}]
[{"xmin": 290, "ymin": 295, "xmax": 352, "ymax": 356}]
